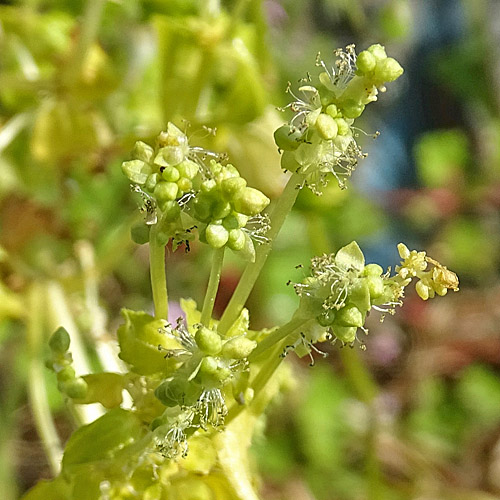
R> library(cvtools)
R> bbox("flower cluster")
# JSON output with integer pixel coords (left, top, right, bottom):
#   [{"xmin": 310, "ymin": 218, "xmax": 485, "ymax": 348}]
[
  {"xmin": 294, "ymin": 241, "xmax": 458, "ymax": 346},
  {"xmin": 122, "ymin": 124, "xmax": 270, "ymax": 257},
  {"xmin": 275, "ymin": 44, "xmax": 404, "ymax": 193},
  {"xmin": 151, "ymin": 316, "xmax": 256, "ymax": 458}
]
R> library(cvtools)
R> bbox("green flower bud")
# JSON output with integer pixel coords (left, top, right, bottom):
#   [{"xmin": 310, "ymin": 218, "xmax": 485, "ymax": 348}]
[
  {"xmin": 206, "ymin": 224, "xmax": 229, "ymax": 248},
  {"xmin": 154, "ymin": 181, "xmax": 178, "ymax": 202},
  {"xmin": 57, "ymin": 365, "xmax": 76, "ymax": 381},
  {"xmin": 335, "ymin": 304, "xmax": 364, "ymax": 327},
  {"xmin": 145, "ymin": 173, "xmax": 160, "ymax": 192},
  {"xmin": 233, "ymin": 188, "xmax": 270, "ymax": 217},
  {"xmin": 222, "ymin": 214, "xmax": 239, "ymax": 230},
  {"xmin": 326, "ymin": 104, "xmax": 338, "ymax": 118},
  {"xmin": 221, "ymin": 337, "xmax": 257, "ymax": 359},
  {"xmin": 121, "ymin": 160, "xmax": 152, "ymax": 185},
  {"xmin": 374, "ymin": 57, "xmax": 404, "ymax": 82},
  {"xmin": 132, "ymin": 141, "xmax": 154, "ymax": 163},
  {"xmin": 274, "ymin": 124, "xmax": 303, "ymax": 151},
  {"xmin": 227, "ymin": 228, "xmax": 246, "ymax": 251},
  {"xmin": 221, "ymin": 177, "xmax": 247, "ymax": 199},
  {"xmin": 317, "ymin": 309, "xmax": 336, "ymax": 327},
  {"xmin": 161, "ymin": 166, "xmax": 180, "ymax": 182},
  {"xmin": 341, "ymin": 99, "xmax": 365, "ymax": 119},
  {"xmin": 177, "ymin": 159, "xmax": 199, "ymax": 179},
  {"xmin": 155, "ymin": 378, "xmax": 188, "ymax": 407},
  {"xmin": 235, "ymin": 213, "xmax": 249, "ymax": 227},
  {"xmin": 363, "ymin": 263, "xmax": 384, "ymax": 276},
  {"xmin": 62, "ymin": 378, "xmax": 88, "ymax": 399},
  {"xmin": 366, "ymin": 275, "xmax": 384, "ymax": 298},
  {"xmin": 316, "ymin": 113, "xmax": 339, "ymax": 140},
  {"xmin": 201, "ymin": 179, "xmax": 216, "ymax": 193},
  {"xmin": 130, "ymin": 222, "xmax": 150, "ymax": 245},
  {"xmin": 195, "ymin": 326, "xmax": 222, "ymax": 355},
  {"xmin": 177, "ymin": 177, "xmax": 192, "ymax": 192},
  {"xmin": 333, "ymin": 325, "xmax": 357, "ymax": 344},
  {"xmin": 49, "ymin": 327, "xmax": 70, "ymax": 353},
  {"xmin": 334, "ymin": 117, "xmax": 350, "ymax": 136},
  {"xmin": 215, "ymin": 366, "xmax": 231, "ymax": 382},
  {"xmin": 194, "ymin": 198, "xmax": 213, "ymax": 222},
  {"xmin": 367, "ymin": 43, "xmax": 387, "ymax": 61},
  {"xmin": 356, "ymin": 50, "xmax": 377, "ymax": 73},
  {"xmin": 212, "ymin": 201, "xmax": 232, "ymax": 219},
  {"xmin": 200, "ymin": 356, "xmax": 218, "ymax": 375}
]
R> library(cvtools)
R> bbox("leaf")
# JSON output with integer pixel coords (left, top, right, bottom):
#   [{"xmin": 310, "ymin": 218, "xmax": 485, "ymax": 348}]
[
  {"xmin": 74, "ymin": 373, "xmax": 125, "ymax": 409},
  {"xmin": 62, "ymin": 408, "xmax": 143, "ymax": 473},
  {"xmin": 21, "ymin": 477, "xmax": 70, "ymax": 500},
  {"xmin": 117, "ymin": 309, "xmax": 182, "ymax": 375},
  {"xmin": 226, "ymin": 308, "xmax": 250, "ymax": 338},
  {"xmin": 334, "ymin": 241, "xmax": 365, "ymax": 271}
]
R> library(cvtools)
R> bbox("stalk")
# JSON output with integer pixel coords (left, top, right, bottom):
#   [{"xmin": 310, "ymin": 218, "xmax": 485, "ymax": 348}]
[
  {"xmin": 27, "ymin": 284, "xmax": 63, "ymax": 475},
  {"xmin": 201, "ymin": 247, "xmax": 225, "ymax": 327},
  {"xmin": 218, "ymin": 172, "xmax": 302, "ymax": 334},
  {"xmin": 149, "ymin": 224, "xmax": 169, "ymax": 320}
]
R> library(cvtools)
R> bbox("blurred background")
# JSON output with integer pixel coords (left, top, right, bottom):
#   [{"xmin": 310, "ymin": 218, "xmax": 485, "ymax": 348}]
[{"xmin": 1, "ymin": 0, "xmax": 500, "ymax": 499}]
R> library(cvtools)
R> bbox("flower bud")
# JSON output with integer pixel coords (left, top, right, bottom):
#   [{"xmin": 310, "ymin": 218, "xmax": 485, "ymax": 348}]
[
  {"xmin": 366, "ymin": 275, "xmax": 384, "ymax": 298},
  {"xmin": 177, "ymin": 177, "xmax": 192, "ymax": 192},
  {"xmin": 212, "ymin": 201, "xmax": 232, "ymax": 220},
  {"xmin": 332, "ymin": 325, "xmax": 357, "ymax": 344},
  {"xmin": 195, "ymin": 326, "xmax": 222, "ymax": 355},
  {"xmin": 154, "ymin": 181, "xmax": 178, "ymax": 202},
  {"xmin": 335, "ymin": 304, "xmax": 364, "ymax": 327},
  {"xmin": 415, "ymin": 279, "xmax": 430, "ymax": 300},
  {"xmin": 206, "ymin": 224, "xmax": 229, "ymax": 248},
  {"xmin": 200, "ymin": 356, "xmax": 218, "ymax": 375},
  {"xmin": 121, "ymin": 160, "xmax": 152, "ymax": 185},
  {"xmin": 334, "ymin": 117, "xmax": 350, "ymax": 136},
  {"xmin": 363, "ymin": 263, "xmax": 384, "ymax": 276},
  {"xmin": 62, "ymin": 378, "xmax": 88, "ymax": 399},
  {"xmin": 233, "ymin": 188, "xmax": 270, "ymax": 217},
  {"xmin": 161, "ymin": 166, "xmax": 180, "ymax": 182},
  {"xmin": 274, "ymin": 124, "xmax": 303, "ymax": 151},
  {"xmin": 176, "ymin": 159, "xmax": 199, "ymax": 179},
  {"xmin": 57, "ymin": 365, "xmax": 76, "ymax": 381},
  {"xmin": 356, "ymin": 50, "xmax": 377, "ymax": 73},
  {"xmin": 367, "ymin": 44, "xmax": 387, "ymax": 61},
  {"xmin": 374, "ymin": 57, "xmax": 404, "ymax": 83},
  {"xmin": 221, "ymin": 337, "xmax": 257, "ymax": 359},
  {"xmin": 341, "ymin": 99, "xmax": 365, "ymax": 119},
  {"xmin": 49, "ymin": 327, "xmax": 71, "ymax": 354},
  {"xmin": 222, "ymin": 214, "xmax": 239, "ymax": 230},
  {"xmin": 227, "ymin": 229, "xmax": 246, "ymax": 251},
  {"xmin": 221, "ymin": 177, "xmax": 247, "ymax": 199},
  {"xmin": 316, "ymin": 113, "xmax": 339, "ymax": 140},
  {"xmin": 326, "ymin": 104, "xmax": 338, "ymax": 118}
]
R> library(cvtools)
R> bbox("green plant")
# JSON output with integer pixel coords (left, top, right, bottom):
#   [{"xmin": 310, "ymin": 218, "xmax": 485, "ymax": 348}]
[{"xmin": 22, "ymin": 43, "xmax": 458, "ymax": 500}]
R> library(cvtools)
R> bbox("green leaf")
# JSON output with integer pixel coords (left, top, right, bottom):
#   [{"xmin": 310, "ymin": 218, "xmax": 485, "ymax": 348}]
[
  {"xmin": 21, "ymin": 477, "xmax": 70, "ymax": 500},
  {"xmin": 62, "ymin": 409, "xmax": 143, "ymax": 473},
  {"xmin": 334, "ymin": 241, "xmax": 365, "ymax": 271},
  {"xmin": 75, "ymin": 373, "xmax": 125, "ymax": 409},
  {"xmin": 117, "ymin": 309, "xmax": 181, "ymax": 375}
]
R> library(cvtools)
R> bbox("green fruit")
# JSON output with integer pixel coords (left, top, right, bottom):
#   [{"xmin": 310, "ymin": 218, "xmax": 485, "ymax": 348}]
[{"xmin": 49, "ymin": 327, "xmax": 71, "ymax": 353}]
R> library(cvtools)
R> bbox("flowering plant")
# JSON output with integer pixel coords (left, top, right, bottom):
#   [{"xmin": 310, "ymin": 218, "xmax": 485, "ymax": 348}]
[{"xmin": 23, "ymin": 44, "xmax": 458, "ymax": 500}]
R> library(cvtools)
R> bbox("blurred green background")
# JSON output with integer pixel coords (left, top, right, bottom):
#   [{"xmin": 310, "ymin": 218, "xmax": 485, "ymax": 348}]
[{"xmin": 2, "ymin": 0, "xmax": 500, "ymax": 499}]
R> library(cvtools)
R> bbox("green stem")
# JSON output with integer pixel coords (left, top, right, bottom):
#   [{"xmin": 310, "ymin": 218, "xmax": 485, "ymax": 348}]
[
  {"xmin": 27, "ymin": 284, "xmax": 63, "ymax": 476},
  {"xmin": 340, "ymin": 347, "xmax": 381, "ymax": 499},
  {"xmin": 218, "ymin": 172, "xmax": 302, "ymax": 334},
  {"xmin": 200, "ymin": 247, "xmax": 225, "ymax": 326},
  {"xmin": 248, "ymin": 316, "xmax": 310, "ymax": 361},
  {"xmin": 149, "ymin": 224, "xmax": 168, "ymax": 320}
]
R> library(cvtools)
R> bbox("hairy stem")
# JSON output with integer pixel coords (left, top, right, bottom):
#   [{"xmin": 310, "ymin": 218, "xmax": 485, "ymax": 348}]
[
  {"xmin": 218, "ymin": 172, "xmax": 302, "ymax": 334},
  {"xmin": 27, "ymin": 284, "xmax": 63, "ymax": 476},
  {"xmin": 201, "ymin": 247, "xmax": 225, "ymax": 326},
  {"xmin": 149, "ymin": 224, "xmax": 169, "ymax": 320}
]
